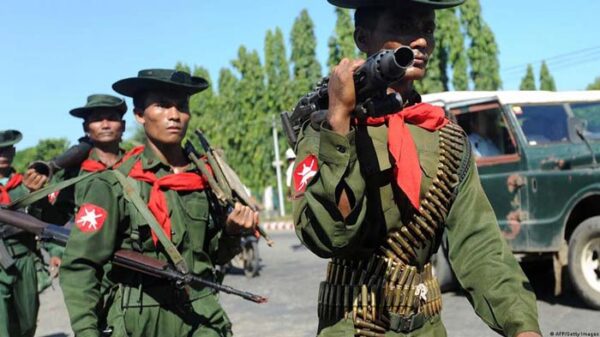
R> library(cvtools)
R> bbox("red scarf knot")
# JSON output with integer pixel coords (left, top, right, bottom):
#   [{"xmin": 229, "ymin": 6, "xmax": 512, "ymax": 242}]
[
  {"xmin": 128, "ymin": 160, "xmax": 209, "ymax": 245},
  {"xmin": 355, "ymin": 103, "xmax": 448, "ymax": 209}
]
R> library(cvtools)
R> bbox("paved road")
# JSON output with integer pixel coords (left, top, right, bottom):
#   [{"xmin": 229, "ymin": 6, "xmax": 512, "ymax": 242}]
[{"xmin": 35, "ymin": 231, "xmax": 599, "ymax": 337}]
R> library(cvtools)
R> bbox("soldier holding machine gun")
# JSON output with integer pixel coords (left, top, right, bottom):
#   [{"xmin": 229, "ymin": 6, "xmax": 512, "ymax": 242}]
[
  {"xmin": 287, "ymin": 1, "xmax": 542, "ymax": 336},
  {"xmin": 59, "ymin": 68, "xmax": 259, "ymax": 337}
]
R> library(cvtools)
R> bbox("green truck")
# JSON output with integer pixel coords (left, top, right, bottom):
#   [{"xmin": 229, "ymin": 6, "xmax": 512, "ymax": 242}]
[{"xmin": 423, "ymin": 90, "xmax": 600, "ymax": 309}]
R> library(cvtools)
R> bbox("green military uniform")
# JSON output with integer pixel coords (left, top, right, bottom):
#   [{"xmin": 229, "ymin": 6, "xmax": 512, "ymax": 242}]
[
  {"xmin": 60, "ymin": 69, "xmax": 239, "ymax": 337},
  {"xmin": 30, "ymin": 95, "xmax": 128, "ymax": 289},
  {"xmin": 293, "ymin": 75, "xmax": 541, "ymax": 337},
  {"xmin": 0, "ymin": 130, "xmax": 39, "ymax": 337}
]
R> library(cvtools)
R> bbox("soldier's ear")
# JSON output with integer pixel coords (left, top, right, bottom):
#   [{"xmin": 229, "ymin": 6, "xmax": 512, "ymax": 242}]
[
  {"xmin": 354, "ymin": 27, "xmax": 370, "ymax": 53},
  {"xmin": 82, "ymin": 122, "xmax": 89, "ymax": 133},
  {"xmin": 133, "ymin": 108, "xmax": 145, "ymax": 126}
]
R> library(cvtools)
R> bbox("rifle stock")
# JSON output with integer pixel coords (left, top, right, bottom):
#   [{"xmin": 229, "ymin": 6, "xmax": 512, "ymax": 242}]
[{"xmin": 186, "ymin": 134, "xmax": 274, "ymax": 247}]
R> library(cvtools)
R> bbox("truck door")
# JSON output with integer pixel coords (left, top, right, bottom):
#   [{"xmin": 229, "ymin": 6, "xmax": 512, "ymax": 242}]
[{"xmin": 449, "ymin": 99, "xmax": 529, "ymax": 250}]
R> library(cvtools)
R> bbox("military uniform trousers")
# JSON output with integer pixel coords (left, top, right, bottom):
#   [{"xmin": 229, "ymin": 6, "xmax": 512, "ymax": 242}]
[
  {"xmin": 103, "ymin": 281, "xmax": 233, "ymax": 337},
  {"xmin": 0, "ymin": 239, "xmax": 39, "ymax": 337}
]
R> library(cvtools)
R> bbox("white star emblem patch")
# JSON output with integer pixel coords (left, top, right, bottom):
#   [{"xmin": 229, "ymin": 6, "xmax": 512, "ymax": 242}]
[
  {"xmin": 293, "ymin": 155, "xmax": 319, "ymax": 193},
  {"xmin": 75, "ymin": 203, "xmax": 107, "ymax": 233}
]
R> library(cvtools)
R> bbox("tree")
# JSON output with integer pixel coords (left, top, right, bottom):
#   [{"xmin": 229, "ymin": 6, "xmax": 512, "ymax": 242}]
[
  {"xmin": 588, "ymin": 77, "xmax": 600, "ymax": 90},
  {"xmin": 539, "ymin": 61, "xmax": 556, "ymax": 91},
  {"xmin": 13, "ymin": 138, "xmax": 70, "ymax": 172},
  {"xmin": 459, "ymin": 0, "xmax": 501, "ymax": 90},
  {"xmin": 327, "ymin": 8, "xmax": 357, "ymax": 69},
  {"xmin": 519, "ymin": 64, "xmax": 536, "ymax": 90},
  {"xmin": 290, "ymin": 9, "xmax": 322, "ymax": 100},
  {"xmin": 229, "ymin": 46, "xmax": 272, "ymax": 193},
  {"xmin": 265, "ymin": 28, "xmax": 293, "ymax": 113}
]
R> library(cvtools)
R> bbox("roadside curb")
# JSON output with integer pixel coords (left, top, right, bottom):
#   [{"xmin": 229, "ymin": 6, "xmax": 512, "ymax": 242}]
[{"xmin": 262, "ymin": 221, "xmax": 294, "ymax": 231}]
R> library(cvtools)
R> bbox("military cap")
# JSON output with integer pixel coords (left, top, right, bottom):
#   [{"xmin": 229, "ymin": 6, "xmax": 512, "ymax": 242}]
[
  {"xmin": 69, "ymin": 94, "xmax": 127, "ymax": 118},
  {"xmin": 328, "ymin": 0, "xmax": 464, "ymax": 9},
  {"xmin": 0, "ymin": 130, "xmax": 22, "ymax": 148},
  {"xmin": 112, "ymin": 69, "xmax": 209, "ymax": 98}
]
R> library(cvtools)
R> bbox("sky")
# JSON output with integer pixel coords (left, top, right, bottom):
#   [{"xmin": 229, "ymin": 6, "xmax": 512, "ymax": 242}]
[{"xmin": 2, "ymin": 0, "xmax": 600, "ymax": 149}]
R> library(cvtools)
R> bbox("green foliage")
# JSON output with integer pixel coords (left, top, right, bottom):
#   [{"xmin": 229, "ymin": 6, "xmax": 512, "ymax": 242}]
[
  {"xmin": 539, "ymin": 61, "xmax": 556, "ymax": 91},
  {"xmin": 417, "ymin": 8, "xmax": 467, "ymax": 93},
  {"xmin": 327, "ymin": 8, "xmax": 357, "ymax": 69},
  {"xmin": 291, "ymin": 9, "xmax": 322, "ymax": 99},
  {"xmin": 519, "ymin": 64, "xmax": 536, "ymax": 90},
  {"xmin": 459, "ymin": 0, "xmax": 501, "ymax": 90},
  {"xmin": 13, "ymin": 138, "xmax": 70, "ymax": 172},
  {"xmin": 588, "ymin": 77, "xmax": 600, "ymax": 90}
]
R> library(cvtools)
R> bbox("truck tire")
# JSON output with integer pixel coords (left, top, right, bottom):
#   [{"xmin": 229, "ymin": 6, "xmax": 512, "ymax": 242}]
[
  {"xmin": 568, "ymin": 216, "xmax": 600, "ymax": 309},
  {"xmin": 432, "ymin": 246, "xmax": 458, "ymax": 292}
]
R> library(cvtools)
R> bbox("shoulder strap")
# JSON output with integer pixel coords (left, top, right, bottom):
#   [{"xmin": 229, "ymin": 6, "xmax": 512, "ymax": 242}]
[
  {"xmin": 8, "ymin": 171, "xmax": 96, "ymax": 210},
  {"xmin": 110, "ymin": 169, "xmax": 189, "ymax": 274}
]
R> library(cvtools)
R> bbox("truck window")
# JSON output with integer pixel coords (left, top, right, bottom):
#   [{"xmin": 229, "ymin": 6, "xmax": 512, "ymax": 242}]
[
  {"xmin": 456, "ymin": 107, "xmax": 516, "ymax": 158},
  {"xmin": 571, "ymin": 102, "xmax": 600, "ymax": 141},
  {"xmin": 514, "ymin": 104, "xmax": 569, "ymax": 145}
]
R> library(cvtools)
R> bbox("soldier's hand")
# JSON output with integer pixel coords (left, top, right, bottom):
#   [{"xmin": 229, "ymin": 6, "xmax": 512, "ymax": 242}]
[
  {"xmin": 23, "ymin": 168, "xmax": 49, "ymax": 191},
  {"xmin": 225, "ymin": 202, "xmax": 259, "ymax": 235},
  {"xmin": 327, "ymin": 58, "xmax": 365, "ymax": 136}
]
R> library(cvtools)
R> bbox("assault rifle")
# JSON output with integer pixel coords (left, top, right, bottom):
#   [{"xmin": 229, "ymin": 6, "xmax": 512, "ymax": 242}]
[
  {"xmin": 184, "ymin": 130, "xmax": 274, "ymax": 246},
  {"xmin": 280, "ymin": 47, "xmax": 415, "ymax": 147},
  {"xmin": 0, "ymin": 207, "xmax": 267, "ymax": 304}
]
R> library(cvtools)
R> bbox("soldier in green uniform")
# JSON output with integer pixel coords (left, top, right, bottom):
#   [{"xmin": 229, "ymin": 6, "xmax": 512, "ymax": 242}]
[
  {"xmin": 27, "ymin": 94, "xmax": 130, "ymax": 281},
  {"xmin": 292, "ymin": 1, "xmax": 542, "ymax": 336},
  {"xmin": 60, "ymin": 69, "xmax": 258, "ymax": 337},
  {"xmin": 0, "ymin": 130, "xmax": 39, "ymax": 337}
]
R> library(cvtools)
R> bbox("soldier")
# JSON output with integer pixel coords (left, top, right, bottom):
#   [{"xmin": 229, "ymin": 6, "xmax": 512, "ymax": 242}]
[
  {"xmin": 292, "ymin": 1, "xmax": 542, "ymax": 336},
  {"xmin": 0, "ymin": 130, "xmax": 39, "ymax": 337},
  {"xmin": 27, "ymin": 94, "xmax": 131, "ymax": 277},
  {"xmin": 60, "ymin": 69, "xmax": 258, "ymax": 337}
]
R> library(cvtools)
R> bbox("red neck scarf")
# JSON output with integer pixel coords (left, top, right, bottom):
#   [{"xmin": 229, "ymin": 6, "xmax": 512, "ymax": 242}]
[
  {"xmin": 0, "ymin": 173, "xmax": 23, "ymax": 205},
  {"xmin": 355, "ymin": 103, "xmax": 448, "ymax": 209},
  {"xmin": 128, "ymin": 160, "xmax": 208, "ymax": 245},
  {"xmin": 81, "ymin": 146, "xmax": 145, "ymax": 172}
]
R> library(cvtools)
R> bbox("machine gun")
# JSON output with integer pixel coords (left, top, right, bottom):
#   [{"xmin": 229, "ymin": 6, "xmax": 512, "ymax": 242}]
[
  {"xmin": 0, "ymin": 207, "xmax": 267, "ymax": 304},
  {"xmin": 28, "ymin": 136, "xmax": 93, "ymax": 180},
  {"xmin": 281, "ymin": 47, "xmax": 415, "ymax": 147}
]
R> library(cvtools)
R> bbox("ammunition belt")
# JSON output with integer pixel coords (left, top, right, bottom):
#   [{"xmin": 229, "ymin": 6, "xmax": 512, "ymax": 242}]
[
  {"xmin": 319, "ymin": 257, "xmax": 441, "ymax": 336},
  {"xmin": 319, "ymin": 123, "xmax": 468, "ymax": 336}
]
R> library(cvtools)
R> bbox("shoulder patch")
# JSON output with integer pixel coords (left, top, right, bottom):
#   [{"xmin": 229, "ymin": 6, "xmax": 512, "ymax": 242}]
[
  {"xmin": 48, "ymin": 190, "xmax": 60, "ymax": 205},
  {"xmin": 75, "ymin": 203, "xmax": 107, "ymax": 233},
  {"xmin": 293, "ymin": 154, "xmax": 319, "ymax": 193}
]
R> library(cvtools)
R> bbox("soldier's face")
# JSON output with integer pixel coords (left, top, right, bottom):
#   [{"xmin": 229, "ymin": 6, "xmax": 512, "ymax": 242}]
[
  {"xmin": 84, "ymin": 109, "xmax": 125, "ymax": 145},
  {"xmin": 0, "ymin": 146, "xmax": 15, "ymax": 169},
  {"xmin": 134, "ymin": 91, "xmax": 190, "ymax": 146},
  {"xmin": 357, "ymin": 7, "xmax": 436, "ymax": 83}
]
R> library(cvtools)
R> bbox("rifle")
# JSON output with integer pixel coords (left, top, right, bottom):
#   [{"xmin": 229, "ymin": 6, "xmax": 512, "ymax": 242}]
[
  {"xmin": 0, "ymin": 207, "xmax": 267, "ymax": 304},
  {"xmin": 28, "ymin": 136, "xmax": 93, "ymax": 180},
  {"xmin": 184, "ymin": 131, "xmax": 274, "ymax": 247},
  {"xmin": 280, "ymin": 47, "xmax": 415, "ymax": 147}
]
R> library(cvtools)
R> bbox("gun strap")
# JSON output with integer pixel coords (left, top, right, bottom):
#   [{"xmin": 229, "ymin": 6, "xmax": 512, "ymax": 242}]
[
  {"xmin": 7, "ymin": 171, "xmax": 97, "ymax": 210},
  {"xmin": 110, "ymin": 170, "xmax": 189, "ymax": 275}
]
